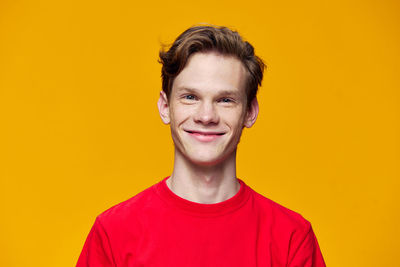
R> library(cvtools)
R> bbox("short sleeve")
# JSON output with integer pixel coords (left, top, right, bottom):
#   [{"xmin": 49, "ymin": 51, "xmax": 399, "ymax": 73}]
[
  {"xmin": 76, "ymin": 217, "xmax": 116, "ymax": 267},
  {"xmin": 288, "ymin": 225, "xmax": 326, "ymax": 267}
]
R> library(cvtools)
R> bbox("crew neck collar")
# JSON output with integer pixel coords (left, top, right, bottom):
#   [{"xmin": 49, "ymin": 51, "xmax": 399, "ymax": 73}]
[{"xmin": 154, "ymin": 176, "xmax": 251, "ymax": 217}]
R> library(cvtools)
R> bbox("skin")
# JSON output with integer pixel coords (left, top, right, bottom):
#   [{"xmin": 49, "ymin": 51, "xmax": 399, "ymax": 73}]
[{"xmin": 157, "ymin": 52, "xmax": 259, "ymax": 204}]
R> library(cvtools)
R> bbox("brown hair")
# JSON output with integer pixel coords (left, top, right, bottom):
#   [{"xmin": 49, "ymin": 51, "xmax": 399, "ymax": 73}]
[{"xmin": 159, "ymin": 25, "xmax": 265, "ymax": 108}]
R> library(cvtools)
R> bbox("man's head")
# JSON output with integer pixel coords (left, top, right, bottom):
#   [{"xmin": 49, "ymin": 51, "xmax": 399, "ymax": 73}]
[
  {"xmin": 157, "ymin": 25, "xmax": 266, "ymax": 167},
  {"xmin": 159, "ymin": 25, "xmax": 265, "ymax": 108}
]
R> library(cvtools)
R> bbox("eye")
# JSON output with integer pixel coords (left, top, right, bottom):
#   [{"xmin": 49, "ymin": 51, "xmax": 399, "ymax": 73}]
[
  {"xmin": 219, "ymin": 97, "xmax": 233, "ymax": 103},
  {"xmin": 184, "ymin": 94, "xmax": 196, "ymax": 100}
]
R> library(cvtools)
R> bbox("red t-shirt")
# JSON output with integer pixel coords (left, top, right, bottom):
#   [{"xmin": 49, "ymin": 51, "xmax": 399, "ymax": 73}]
[{"xmin": 77, "ymin": 177, "xmax": 326, "ymax": 266}]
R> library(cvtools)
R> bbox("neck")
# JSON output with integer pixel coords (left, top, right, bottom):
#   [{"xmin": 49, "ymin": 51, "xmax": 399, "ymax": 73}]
[{"xmin": 166, "ymin": 149, "xmax": 240, "ymax": 204}]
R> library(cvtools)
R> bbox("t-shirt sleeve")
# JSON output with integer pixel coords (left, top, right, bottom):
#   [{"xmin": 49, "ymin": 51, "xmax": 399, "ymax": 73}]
[
  {"xmin": 288, "ymin": 224, "xmax": 326, "ymax": 267},
  {"xmin": 76, "ymin": 217, "xmax": 116, "ymax": 267}
]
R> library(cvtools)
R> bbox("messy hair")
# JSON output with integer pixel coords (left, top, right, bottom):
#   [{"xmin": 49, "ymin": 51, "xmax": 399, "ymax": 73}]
[{"xmin": 159, "ymin": 25, "xmax": 265, "ymax": 107}]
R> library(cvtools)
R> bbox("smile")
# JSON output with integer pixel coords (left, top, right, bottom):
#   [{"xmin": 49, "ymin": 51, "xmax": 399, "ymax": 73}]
[{"xmin": 184, "ymin": 130, "xmax": 226, "ymax": 142}]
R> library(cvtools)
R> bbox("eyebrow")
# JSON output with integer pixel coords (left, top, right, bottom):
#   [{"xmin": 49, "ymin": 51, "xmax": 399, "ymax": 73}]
[
  {"xmin": 176, "ymin": 87, "xmax": 242, "ymax": 97},
  {"xmin": 175, "ymin": 87, "xmax": 197, "ymax": 93}
]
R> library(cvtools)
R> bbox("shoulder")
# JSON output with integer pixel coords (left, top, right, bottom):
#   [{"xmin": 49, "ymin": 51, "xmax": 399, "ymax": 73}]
[
  {"xmin": 249, "ymin": 186, "xmax": 311, "ymax": 233},
  {"xmin": 245, "ymin": 185, "xmax": 325, "ymax": 265},
  {"xmin": 96, "ymin": 182, "xmax": 160, "ymax": 229}
]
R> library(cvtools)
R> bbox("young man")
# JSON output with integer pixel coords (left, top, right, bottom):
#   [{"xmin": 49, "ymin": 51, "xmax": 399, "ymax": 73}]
[{"xmin": 77, "ymin": 25, "xmax": 326, "ymax": 266}]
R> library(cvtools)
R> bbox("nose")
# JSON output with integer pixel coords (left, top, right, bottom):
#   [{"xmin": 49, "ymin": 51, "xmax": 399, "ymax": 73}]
[{"xmin": 194, "ymin": 101, "xmax": 219, "ymax": 125}]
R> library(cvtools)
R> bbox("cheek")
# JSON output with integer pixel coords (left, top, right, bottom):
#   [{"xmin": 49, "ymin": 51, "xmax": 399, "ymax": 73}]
[
  {"xmin": 224, "ymin": 109, "xmax": 246, "ymax": 129},
  {"xmin": 169, "ymin": 105, "xmax": 191, "ymax": 127}
]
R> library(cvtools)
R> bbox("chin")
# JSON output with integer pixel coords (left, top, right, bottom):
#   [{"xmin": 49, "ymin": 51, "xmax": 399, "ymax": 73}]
[{"xmin": 187, "ymin": 152, "xmax": 228, "ymax": 167}]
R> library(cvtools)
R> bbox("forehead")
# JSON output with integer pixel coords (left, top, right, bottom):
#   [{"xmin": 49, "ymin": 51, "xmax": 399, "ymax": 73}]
[{"xmin": 172, "ymin": 52, "xmax": 247, "ymax": 96}]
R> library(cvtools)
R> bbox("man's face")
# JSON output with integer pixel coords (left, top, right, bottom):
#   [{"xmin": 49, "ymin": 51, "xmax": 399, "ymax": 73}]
[{"xmin": 158, "ymin": 52, "xmax": 258, "ymax": 166}]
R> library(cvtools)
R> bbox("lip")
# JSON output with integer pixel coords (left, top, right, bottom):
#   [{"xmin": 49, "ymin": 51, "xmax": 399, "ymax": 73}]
[{"xmin": 184, "ymin": 130, "xmax": 226, "ymax": 142}]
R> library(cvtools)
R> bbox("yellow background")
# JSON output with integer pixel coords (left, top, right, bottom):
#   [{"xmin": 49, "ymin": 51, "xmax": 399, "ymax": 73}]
[{"xmin": 1, "ymin": 0, "xmax": 399, "ymax": 266}]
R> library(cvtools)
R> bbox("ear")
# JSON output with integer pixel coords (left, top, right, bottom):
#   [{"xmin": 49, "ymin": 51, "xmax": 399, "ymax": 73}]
[
  {"xmin": 157, "ymin": 91, "xmax": 170, "ymax": 124},
  {"xmin": 244, "ymin": 97, "xmax": 259, "ymax": 128}
]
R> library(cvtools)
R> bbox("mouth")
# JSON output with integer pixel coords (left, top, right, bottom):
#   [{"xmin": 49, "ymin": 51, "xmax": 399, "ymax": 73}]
[
  {"xmin": 184, "ymin": 130, "xmax": 226, "ymax": 136},
  {"xmin": 184, "ymin": 130, "xmax": 226, "ymax": 142}
]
